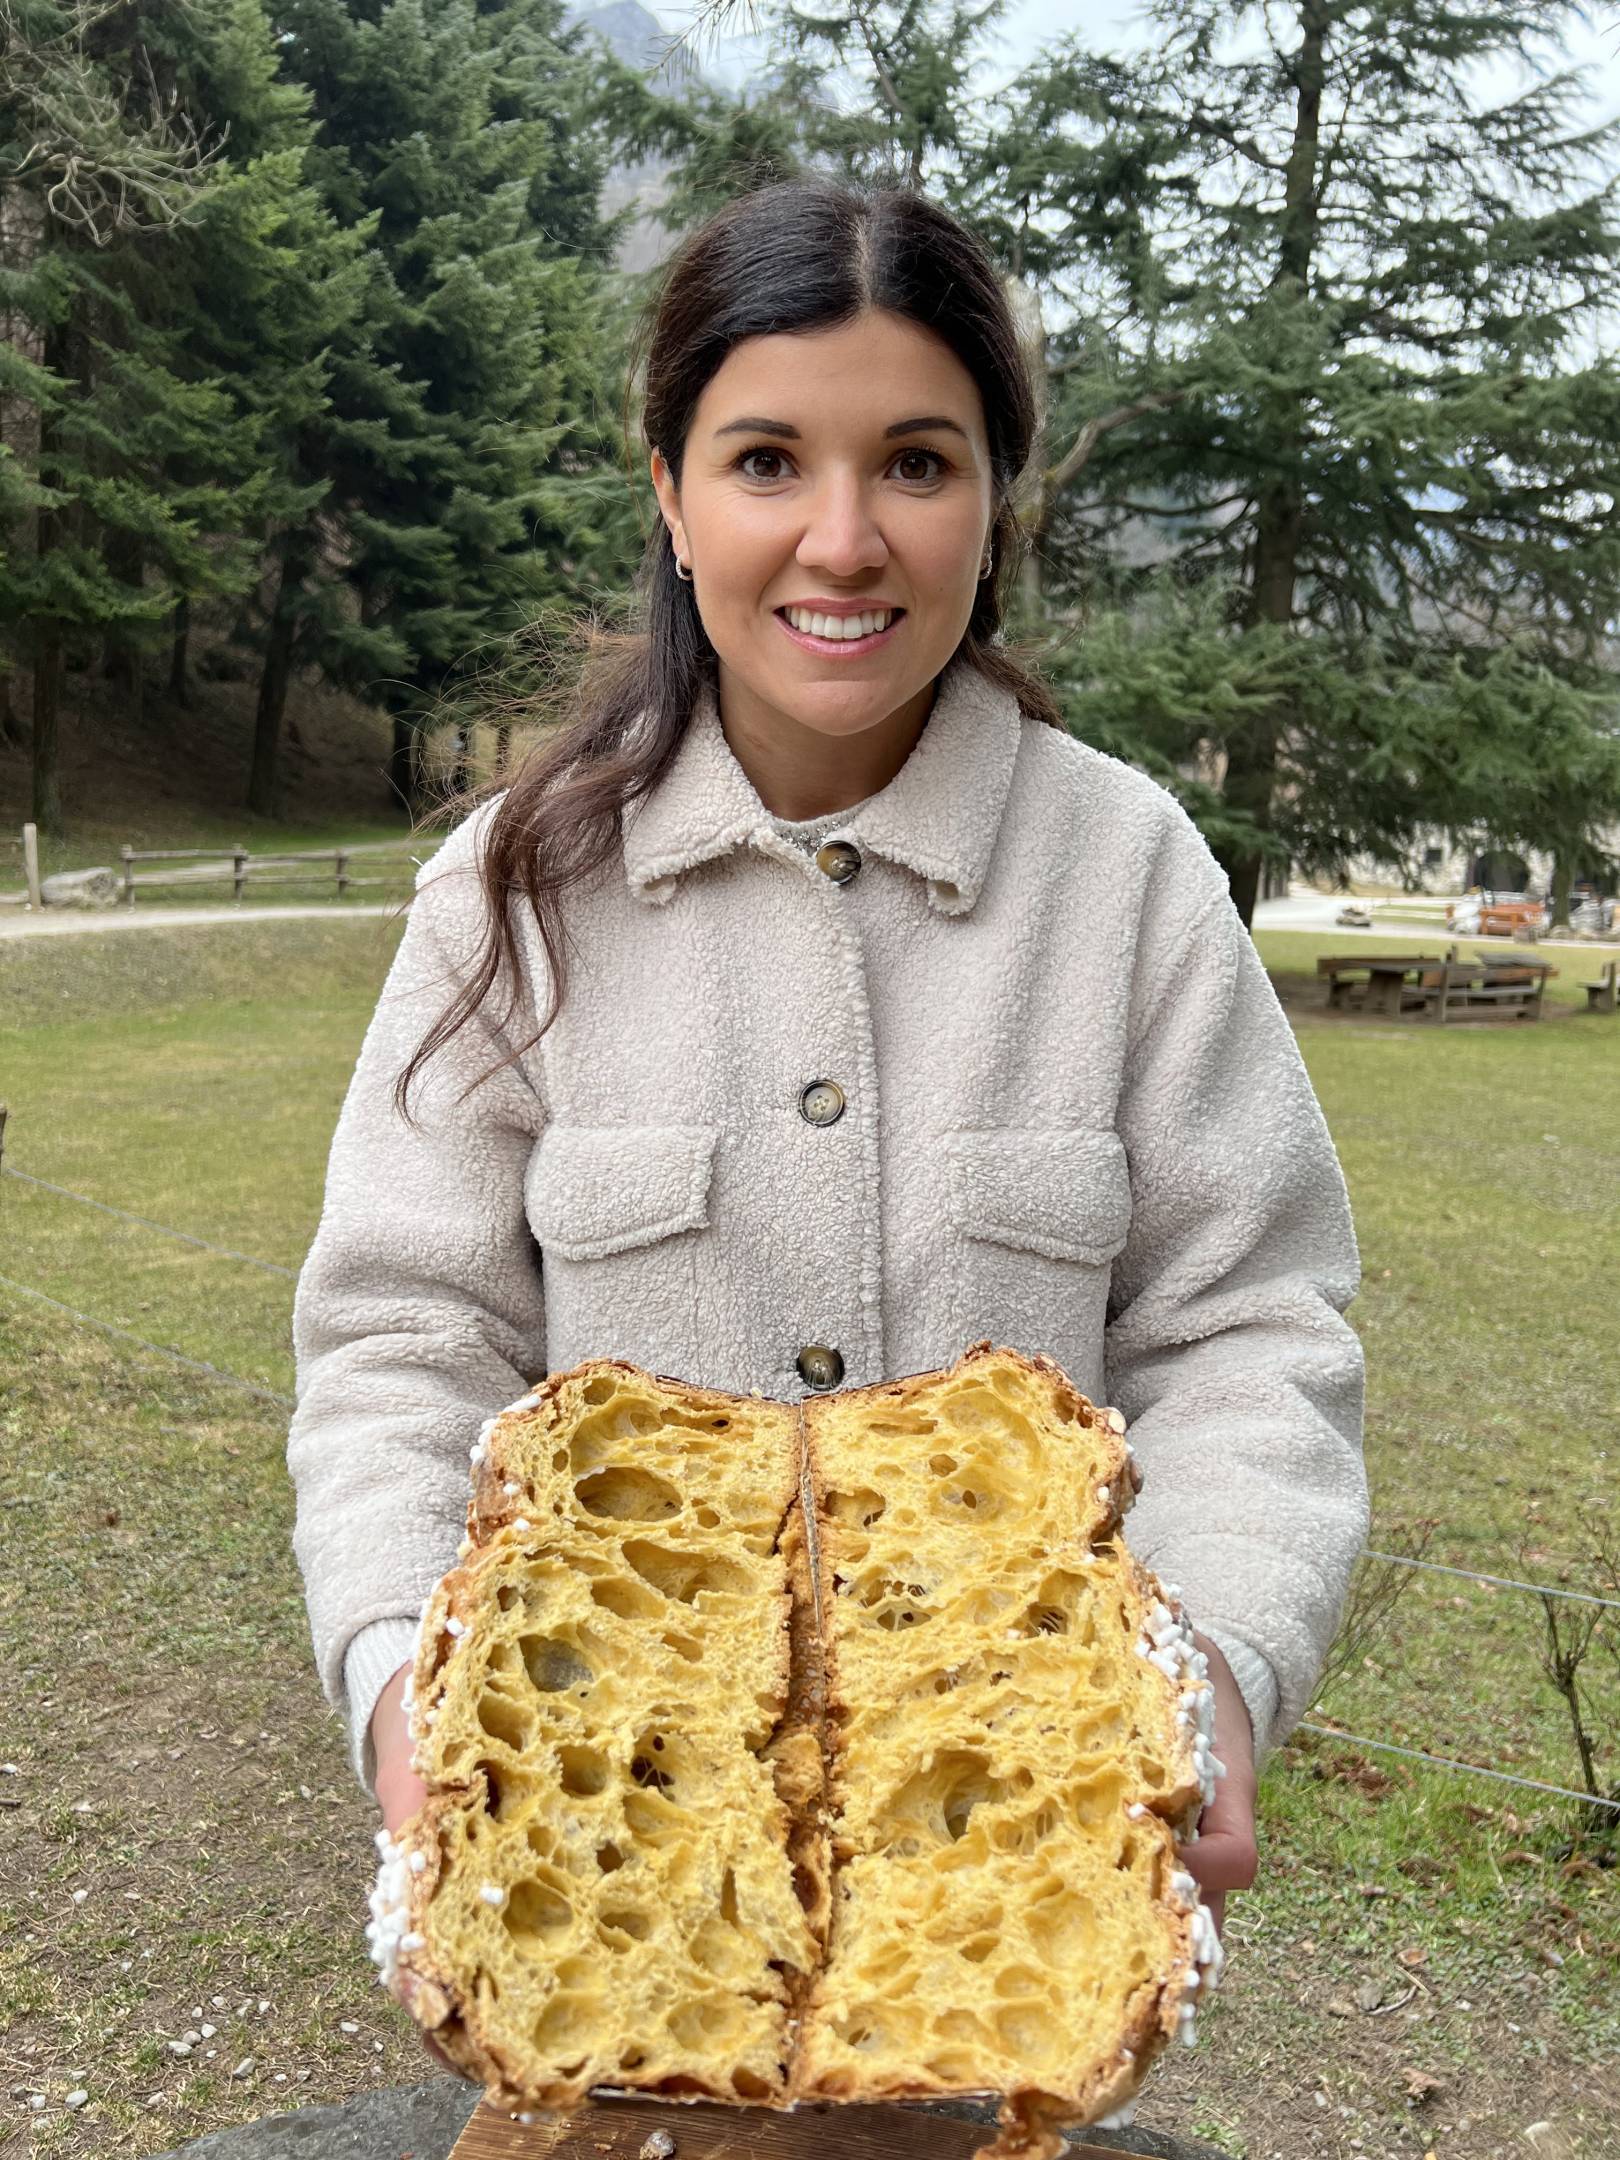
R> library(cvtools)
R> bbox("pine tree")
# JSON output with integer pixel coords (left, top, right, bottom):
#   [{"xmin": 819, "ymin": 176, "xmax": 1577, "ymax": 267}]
[
  {"xmin": 0, "ymin": 0, "xmax": 237, "ymax": 834},
  {"xmin": 675, "ymin": 0, "xmax": 1620, "ymax": 922},
  {"xmin": 272, "ymin": 0, "xmax": 671, "ymax": 811}
]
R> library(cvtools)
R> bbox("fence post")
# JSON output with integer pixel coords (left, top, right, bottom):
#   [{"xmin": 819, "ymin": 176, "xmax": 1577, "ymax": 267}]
[
  {"xmin": 121, "ymin": 845, "xmax": 135, "ymax": 906},
  {"xmin": 22, "ymin": 822, "xmax": 41, "ymax": 909},
  {"xmin": 233, "ymin": 847, "xmax": 246, "ymax": 901},
  {"xmin": 335, "ymin": 848, "xmax": 348, "ymax": 900}
]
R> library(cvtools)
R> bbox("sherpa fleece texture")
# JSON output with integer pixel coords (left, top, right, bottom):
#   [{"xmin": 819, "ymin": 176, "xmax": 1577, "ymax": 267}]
[{"xmin": 288, "ymin": 650, "xmax": 1367, "ymax": 1798}]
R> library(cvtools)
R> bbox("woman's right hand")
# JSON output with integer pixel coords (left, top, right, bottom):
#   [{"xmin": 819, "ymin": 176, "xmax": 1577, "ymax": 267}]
[{"xmin": 370, "ymin": 1663, "xmax": 463, "ymax": 2077}]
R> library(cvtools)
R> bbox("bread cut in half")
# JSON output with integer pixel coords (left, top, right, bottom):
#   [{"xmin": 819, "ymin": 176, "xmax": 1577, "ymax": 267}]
[{"xmin": 365, "ymin": 1342, "xmax": 1226, "ymax": 2160}]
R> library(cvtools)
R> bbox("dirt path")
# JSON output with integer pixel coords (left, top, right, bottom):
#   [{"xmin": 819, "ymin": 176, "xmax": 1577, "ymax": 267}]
[{"xmin": 0, "ymin": 901, "xmax": 403, "ymax": 939}]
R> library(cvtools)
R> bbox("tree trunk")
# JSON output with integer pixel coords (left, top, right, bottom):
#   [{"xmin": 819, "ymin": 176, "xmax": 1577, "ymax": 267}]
[
  {"xmin": 102, "ymin": 525, "xmax": 143, "ymax": 680},
  {"xmin": 170, "ymin": 595, "xmax": 190, "ymax": 706},
  {"xmin": 33, "ymin": 311, "xmax": 71, "ymax": 839},
  {"xmin": 1550, "ymin": 850, "xmax": 1574, "ymax": 931},
  {"xmin": 248, "ymin": 534, "xmax": 313, "ymax": 817},
  {"xmin": 0, "ymin": 670, "xmax": 27, "ymax": 751},
  {"xmin": 1215, "ymin": 0, "xmax": 1327, "ymax": 930},
  {"xmin": 387, "ymin": 710, "xmax": 419, "ymax": 814},
  {"xmin": 32, "ymin": 628, "xmax": 63, "ymax": 835}
]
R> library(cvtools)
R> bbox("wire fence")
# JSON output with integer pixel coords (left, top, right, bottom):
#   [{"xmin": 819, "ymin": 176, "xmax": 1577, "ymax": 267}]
[
  {"xmin": 6, "ymin": 1153, "xmax": 1619, "ymax": 1823},
  {"xmin": 2, "ymin": 1166, "xmax": 298, "ymax": 1277}
]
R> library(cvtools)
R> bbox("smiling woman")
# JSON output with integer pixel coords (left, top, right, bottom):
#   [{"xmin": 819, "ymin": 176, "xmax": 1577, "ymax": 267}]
[
  {"xmin": 647, "ymin": 320, "xmax": 999, "ymax": 820},
  {"xmin": 287, "ymin": 175, "xmax": 1367, "ymax": 2134}
]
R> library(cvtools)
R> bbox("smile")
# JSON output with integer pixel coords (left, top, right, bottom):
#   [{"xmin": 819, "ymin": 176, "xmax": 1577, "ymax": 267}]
[{"xmin": 774, "ymin": 606, "xmax": 906, "ymax": 656}]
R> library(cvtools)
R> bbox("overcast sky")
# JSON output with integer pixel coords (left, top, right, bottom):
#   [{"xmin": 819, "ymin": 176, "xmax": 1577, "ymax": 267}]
[{"xmin": 647, "ymin": 0, "xmax": 1620, "ymax": 127}]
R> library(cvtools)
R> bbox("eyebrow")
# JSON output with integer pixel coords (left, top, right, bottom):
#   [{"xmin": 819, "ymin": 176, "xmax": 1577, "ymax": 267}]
[{"xmin": 713, "ymin": 414, "xmax": 972, "ymax": 444}]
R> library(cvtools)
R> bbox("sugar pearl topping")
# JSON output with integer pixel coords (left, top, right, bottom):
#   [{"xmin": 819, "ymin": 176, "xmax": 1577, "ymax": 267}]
[
  {"xmin": 1132, "ymin": 1591, "xmax": 1223, "ymax": 1809},
  {"xmin": 365, "ymin": 1826, "xmax": 414, "ymax": 1989}
]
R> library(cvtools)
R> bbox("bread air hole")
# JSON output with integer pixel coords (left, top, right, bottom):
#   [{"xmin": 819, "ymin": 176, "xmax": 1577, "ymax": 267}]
[
  {"xmin": 995, "ymin": 2002, "xmax": 1060, "ymax": 2064},
  {"xmin": 830, "ymin": 2012, "xmax": 888, "ymax": 2051},
  {"xmin": 667, "ymin": 1997, "xmax": 745, "ymax": 2049},
  {"xmin": 504, "ymin": 1874, "xmax": 573, "ymax": 1942},
  {"xmin": 827, "ymin": 1485, "xmax": 886, "ymax": 1526},
  {"xmin": 732, "ymin": 2069, "xmax": 773, "ymax": 2100},
  {"xmin": 532, "ymin": 1993, "xmax": 593, "ymax": 2050},
  {"xmin": 557, "ymin": 1745, "xmax": 610, "ymax": 1797},
  {"xmin": 575, "ymin": 1466, "xmax": 682, "ymax": 1519},
  {"xmin": 622, "ymin": 1539, "xmax": 755, "ymax": 1603},
  {"xmin": 475, "ymin": 1688, "xmax": 534, "ymax": 1753},
  {"xmin": 590, "ymin": 1575, "xmax": 664, "ymax": 1623},
  {"xmin": 959, "ymin": 1934, "xmax": 999, "ymax": 1963},
  {"xmin": 598, "ymin": 1906, "xmax": 652, "ymax": 1943},
  {"xmin": 595, "ymin": 1841, "xmax": 625, "ymax": 1872},
  {"xmin": 520, "ymin": 1635, "xmax": 594, "ymax": 1694}
]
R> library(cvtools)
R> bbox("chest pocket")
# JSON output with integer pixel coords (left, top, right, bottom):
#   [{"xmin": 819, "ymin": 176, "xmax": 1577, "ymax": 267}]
[
  {"xmin": 524, "ymin": 1123, "xmax": 719, "ymax": 1260},
  {"xmin": 943, "ymin": 1124, "xmax": 1132, "ymax": 1265},
  {"xmin": 523, "ymin": 1122, "xmax": 721, "ymax": 1380},
  {"xmin": 940, "ymin": 1125, "xmax": 1131, "ymax": 1400}
]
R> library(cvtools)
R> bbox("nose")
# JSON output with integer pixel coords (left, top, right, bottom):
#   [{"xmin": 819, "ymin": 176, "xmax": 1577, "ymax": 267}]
[{"xmin": 795, "ymin": 471, "xmax": 889, "ymax": 578}]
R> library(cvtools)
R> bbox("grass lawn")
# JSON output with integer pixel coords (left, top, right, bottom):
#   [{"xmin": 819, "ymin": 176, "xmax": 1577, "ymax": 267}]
[{"xmin": 1, "ymin": 917, "xmax": 1616, "ymax": 2159}]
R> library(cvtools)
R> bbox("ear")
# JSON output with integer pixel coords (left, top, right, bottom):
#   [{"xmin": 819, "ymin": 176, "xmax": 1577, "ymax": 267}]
[{"xmin": 649, "ymin": 447, "xmax": 682, "ymax": 552}]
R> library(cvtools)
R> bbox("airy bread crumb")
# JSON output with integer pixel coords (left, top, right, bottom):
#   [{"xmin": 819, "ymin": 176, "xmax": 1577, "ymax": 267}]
[{"xmin": 366, "ymin": 1341, "xmax": 1226, "ymax": 2160}]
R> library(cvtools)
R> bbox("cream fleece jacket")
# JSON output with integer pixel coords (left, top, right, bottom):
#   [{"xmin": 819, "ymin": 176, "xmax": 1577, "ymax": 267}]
[{"xmin": 288, "ymin": 651, "xmax": 1368, "ymax": 1798}]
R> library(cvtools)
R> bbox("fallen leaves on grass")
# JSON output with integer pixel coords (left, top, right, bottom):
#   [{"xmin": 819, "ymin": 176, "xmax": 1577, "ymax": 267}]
[{"xmin": 1402, "ymin": 2067, "xmax": 1446, "ymax": 2106}]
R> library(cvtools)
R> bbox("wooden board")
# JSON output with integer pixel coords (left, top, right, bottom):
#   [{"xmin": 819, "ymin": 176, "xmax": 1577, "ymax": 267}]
[{"xmin": 449, "ymin": 2093, "xmax": 1144, "ymax": 2160}]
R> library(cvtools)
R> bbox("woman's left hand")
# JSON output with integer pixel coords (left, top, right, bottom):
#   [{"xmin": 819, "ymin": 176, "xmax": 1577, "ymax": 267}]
[{"xmin": 1173, "ymin": 1630, "xmax": 1259, "ymax": 1940}]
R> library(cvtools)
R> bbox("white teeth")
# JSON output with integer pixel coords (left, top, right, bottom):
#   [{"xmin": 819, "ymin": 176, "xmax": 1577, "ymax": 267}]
[{"xmin": 784, "ymin": 607, "xmax": 896, "ymax": 640}]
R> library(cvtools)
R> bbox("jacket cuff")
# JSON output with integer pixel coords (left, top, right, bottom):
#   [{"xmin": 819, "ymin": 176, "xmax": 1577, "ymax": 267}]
[
  {"xmin": 344, "ymin": 1617, "xmax": 425, "ymax": 1799},
  {"xmin": 1197, "ymin": 1626, "xmax": 1280, "ymax": 1769}
]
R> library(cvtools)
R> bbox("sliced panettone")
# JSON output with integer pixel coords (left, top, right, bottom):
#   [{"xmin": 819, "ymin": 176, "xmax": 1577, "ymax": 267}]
[
  {"xmin": 789, "ymin": 1343, "xmax": 1222, "ymax": 2155},
  {"xmin": 368, "ymin": 1360, "xmax": 822, "ymax": 2114},
  {"xmin": 364, "ymin": 1341, "xmax": 1225, "ymax": 2157}
]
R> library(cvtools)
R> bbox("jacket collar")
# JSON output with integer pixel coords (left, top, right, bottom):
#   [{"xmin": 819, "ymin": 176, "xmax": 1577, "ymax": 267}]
[{"xmin": 621, "ymin": 651, "xmax": 1023, "ymax": 918}]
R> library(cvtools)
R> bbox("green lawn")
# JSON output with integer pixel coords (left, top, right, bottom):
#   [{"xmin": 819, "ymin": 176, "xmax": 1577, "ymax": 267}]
[{"xmin": 1, "ymin": 916, "xmax": 1616, "ymax": 2155}]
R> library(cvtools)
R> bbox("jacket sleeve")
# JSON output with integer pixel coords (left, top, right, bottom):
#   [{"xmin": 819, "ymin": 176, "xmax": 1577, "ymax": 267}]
[
  {"xmin": 1102, "ymin": 841, "xmax": 1368, "ymax": 1771},
  {"xmin": 286, "ymin": 804, "xmax": 548, "ymax": 1797}
]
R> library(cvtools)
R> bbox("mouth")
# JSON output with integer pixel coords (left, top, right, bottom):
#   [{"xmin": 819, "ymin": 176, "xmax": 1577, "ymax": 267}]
[{"xmin": 774, "ymin": 605, "xmax": 906, "ymax": 657}]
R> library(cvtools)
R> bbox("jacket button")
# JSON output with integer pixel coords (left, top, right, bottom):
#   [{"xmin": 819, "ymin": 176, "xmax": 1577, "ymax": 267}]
[
  {"xmin": 797, "ymin": 1344, "xmax": 845, "ymax": 1390},
  {"xmin": 799, "ymin": 1080, "xmax": 846, "ymax": 1126},
  {"xmin": 815, "ymin": 841, "xmax": 861, "ymax": 884}
]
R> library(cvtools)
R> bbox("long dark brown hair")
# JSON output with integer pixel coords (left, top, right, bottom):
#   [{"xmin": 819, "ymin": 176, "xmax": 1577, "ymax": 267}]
[{"xmin": 394, "ymin": 174, "xmax": 1065, "ymax": 1122}]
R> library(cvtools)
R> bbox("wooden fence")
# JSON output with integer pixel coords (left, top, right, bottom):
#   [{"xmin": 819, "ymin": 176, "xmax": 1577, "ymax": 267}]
[
  {"xmin": 115, "ymin": 838, "xmax": 419, "ymax": 904},
  {"xmin": 0, "ymin": 826, "xmax": 419, "ymax": 910},
  {"xmin": 0, "ymin": 823, "xmax": 42, "ymax": 909}
]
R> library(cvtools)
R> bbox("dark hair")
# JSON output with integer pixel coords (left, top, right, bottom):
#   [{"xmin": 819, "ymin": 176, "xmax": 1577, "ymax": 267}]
[{"xmin": 394, "ymin": 175, "xmax": 1065, "ymax": 1122}]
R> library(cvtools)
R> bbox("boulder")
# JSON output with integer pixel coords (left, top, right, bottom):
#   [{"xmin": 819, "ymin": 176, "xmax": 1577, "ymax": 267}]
[{"xmin": 40, "ymin": 865, "xmax": 118, "ymax": 909}]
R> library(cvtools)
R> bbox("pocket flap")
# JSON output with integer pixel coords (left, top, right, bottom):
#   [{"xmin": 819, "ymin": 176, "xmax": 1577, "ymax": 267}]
[
  {"xmin": 944, "ymin": 1125, "xmax": 1132, "ymax": 1265},
  {"xmin": 525, "ymin": 1123, "xmax": 720, "ymax": 1261}
]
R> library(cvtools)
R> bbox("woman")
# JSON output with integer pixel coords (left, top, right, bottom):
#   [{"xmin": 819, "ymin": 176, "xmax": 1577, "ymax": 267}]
[{"xmin": 287, "ymin": 176, "xmax": 1367, "ymax": 2073}]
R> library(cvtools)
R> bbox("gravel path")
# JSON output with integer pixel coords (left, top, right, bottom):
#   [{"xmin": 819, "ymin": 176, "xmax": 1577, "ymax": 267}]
[{"xmin": 0, "ymin": 902, "xmax": 403, "ymax": 939}]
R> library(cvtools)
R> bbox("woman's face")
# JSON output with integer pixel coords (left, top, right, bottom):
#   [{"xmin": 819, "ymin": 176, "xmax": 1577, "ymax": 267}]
[{"xmin": 650, "ymin": 310, "xmax": 994, "ymax": 752}]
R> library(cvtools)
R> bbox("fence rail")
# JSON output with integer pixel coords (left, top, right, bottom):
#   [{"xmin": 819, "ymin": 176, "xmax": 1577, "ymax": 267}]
[{"xmin": 117, "ymin": 839, "xmax": 420, "ymax": 904}]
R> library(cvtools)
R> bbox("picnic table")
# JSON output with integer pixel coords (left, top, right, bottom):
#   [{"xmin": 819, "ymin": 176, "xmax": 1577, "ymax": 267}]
[
  {"xmin": 1317, "ymin": 952, "xmax": 1444, "ymax": 1013},
  {"xmin": 1317, "ymin": 949, "xmax": 1557, "ymax": 1022}
]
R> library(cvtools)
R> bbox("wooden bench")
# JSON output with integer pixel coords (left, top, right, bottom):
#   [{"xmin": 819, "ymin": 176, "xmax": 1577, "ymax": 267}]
[
  {"xmin": 1586, "ymin": 958, "xmax": 1619, "ymax": 1013},
  {"xmin": 1403, "ymin": 957, "xmax": 1552, "ymax": 1022}
]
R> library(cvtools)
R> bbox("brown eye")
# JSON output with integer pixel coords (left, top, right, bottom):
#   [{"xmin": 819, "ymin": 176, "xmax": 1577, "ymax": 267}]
[
  {"xmin": 737, "ymin": 448, "xmax": 787, "ymax": 481},
  {"xmin": 895, "ymin": 448, "xmax": 947, "ymax": 483}
]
